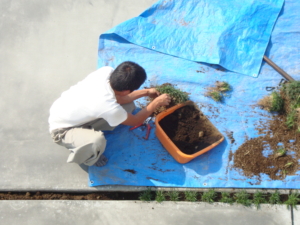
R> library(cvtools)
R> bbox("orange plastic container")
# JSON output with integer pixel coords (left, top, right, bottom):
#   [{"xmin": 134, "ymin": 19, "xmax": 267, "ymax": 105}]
[{"xmin": 155, "ymin": 101, "xmax": 224, "ymax": 164}]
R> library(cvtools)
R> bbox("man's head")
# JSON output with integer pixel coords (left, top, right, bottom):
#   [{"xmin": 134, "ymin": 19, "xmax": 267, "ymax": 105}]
[{"xmin": 110, "ymin": 61, "xmax": 147, "ymax": 93}]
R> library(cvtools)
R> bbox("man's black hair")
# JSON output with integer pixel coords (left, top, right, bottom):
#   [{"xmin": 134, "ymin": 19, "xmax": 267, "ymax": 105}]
[{"xmin": 110, "ymin": 61, "xmax": 147, "ymax": 92}]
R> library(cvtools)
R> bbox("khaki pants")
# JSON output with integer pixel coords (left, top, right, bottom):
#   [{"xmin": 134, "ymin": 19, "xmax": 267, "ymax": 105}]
[{"xmin": 51, "ymin": 102, "xmax": 135, "ymax": 166}]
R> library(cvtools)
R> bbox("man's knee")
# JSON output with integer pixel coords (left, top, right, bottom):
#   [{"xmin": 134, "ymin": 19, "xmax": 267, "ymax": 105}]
[{"xmin": 92, "ymin": 132, "xmax": 107, "ymax": 154}]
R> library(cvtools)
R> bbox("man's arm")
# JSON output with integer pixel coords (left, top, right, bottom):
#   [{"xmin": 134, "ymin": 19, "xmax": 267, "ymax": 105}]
[
  {"xmin": 116, "ymin": 88, "xmax": 159, "ymax": 105},
  {"xmin": 121, "ymin": 93, "xmax": 170, "ymax": 126}
]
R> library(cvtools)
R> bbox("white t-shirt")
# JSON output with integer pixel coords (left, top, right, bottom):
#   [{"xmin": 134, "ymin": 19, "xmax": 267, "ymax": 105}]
[{"xmin": 48, "ymin": 66, "xmax": 127, "ymax": 132}]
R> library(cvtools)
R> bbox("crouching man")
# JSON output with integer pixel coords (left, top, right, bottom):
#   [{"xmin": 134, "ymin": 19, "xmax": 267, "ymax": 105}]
[{"xmin": 48, "ymin": 61, "xmax": 170, "ymax": 167}]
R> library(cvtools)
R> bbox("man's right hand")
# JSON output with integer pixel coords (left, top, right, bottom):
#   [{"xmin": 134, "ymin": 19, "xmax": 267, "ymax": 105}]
[
  {"xmin": 121, "ymin": 93, "xmax": 171, "ymax": 127},
  {"xmin": 153, "ymin": 93, "xmax": 171, "ymax": 107}
]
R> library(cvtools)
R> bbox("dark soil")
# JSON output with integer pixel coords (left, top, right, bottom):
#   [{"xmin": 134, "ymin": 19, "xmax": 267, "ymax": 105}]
[
  {"xmin": 159, "ymin": 104, "xmax": 223, "ymax": 155},
  {"xmin": 0, "ymin": 191, "xmax": 290, "ymax": 203},
  {"xmin": 233, "ymin": 114, "xmax": 300, "ymax": 180},
  {"xmin": 0, "ymin": 192, "xmax": 140, "ymax": 200}
]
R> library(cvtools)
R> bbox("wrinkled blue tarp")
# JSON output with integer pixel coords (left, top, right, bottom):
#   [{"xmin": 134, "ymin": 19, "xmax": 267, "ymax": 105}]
[
  {"xmin": 105, "ymin": 0, "xmax": 284, "ymax": 77},
  {"xmin": 88, "ymin": 0, "xmax": 300, "ymax": 188}
]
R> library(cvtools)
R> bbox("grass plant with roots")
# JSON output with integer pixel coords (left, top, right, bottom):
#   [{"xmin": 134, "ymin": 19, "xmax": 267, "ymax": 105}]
[
  {"xmin": 155, "ymin": 191, "xmax": 166, "ymax": 203},
  {"xmin": 269, "ymin": 190, "xmax": 281, "ymax": 205},
  {"xmin": 206, "ymin": 81, "xmax": 232, "ymax": 102},
  {"xmin": 253, "ymin": 191, "xmax": 267, "ymax": 209},
  {"xmin": 139, "ymin": 188, "xmax": 153, "ymax": 202},
  {"xmin": 184, "ymin": 191, "xmax": 198, "ymax": 202},
  {"xmin": 167, "ymin": 190, "xmax": 180, "ymax": 201},
  {"xmin": 155, "ymin": 84, "xmax": 189, "ymax": 105},
  {"xmin": 201, "ymin": 189, "xmax": 217, "ymax": 203},
  {"xmin": 234, "ymin": 190, "xmax": 252, "ymax": 207},
  {"xmin": 220, "ymin": 192, "xmax": 234, "ymax": 204},
  {"xmin": 284, "ymin": 192, "xmax": 300, "ymax": 209}
]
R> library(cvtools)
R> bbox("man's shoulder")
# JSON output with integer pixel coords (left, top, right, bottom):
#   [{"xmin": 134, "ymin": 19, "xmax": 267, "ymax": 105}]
[
  {"xmin": 86, "ymin": 66, "xmax": 114, "ymax": 81},
  {"xmin": 95, "ymin": 66, "xmax": 114, "ymax": 74}
]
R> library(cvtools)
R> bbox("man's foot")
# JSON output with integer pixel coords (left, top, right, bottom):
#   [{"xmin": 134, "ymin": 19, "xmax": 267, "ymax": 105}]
[{"xmin": 95, "ymin": 154, "xmax": 108, "ymax": 167}]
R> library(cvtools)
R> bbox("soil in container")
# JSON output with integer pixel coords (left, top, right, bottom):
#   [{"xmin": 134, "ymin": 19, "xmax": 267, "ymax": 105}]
[{"xmin": 159, "ymin": 104, "xmax": 223, "ymax": 155}]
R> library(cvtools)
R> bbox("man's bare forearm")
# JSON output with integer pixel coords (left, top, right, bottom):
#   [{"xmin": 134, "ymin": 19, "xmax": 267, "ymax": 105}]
[{"xmin": 116, "ymin": 89, "xmax": 149, "ymax": 104}]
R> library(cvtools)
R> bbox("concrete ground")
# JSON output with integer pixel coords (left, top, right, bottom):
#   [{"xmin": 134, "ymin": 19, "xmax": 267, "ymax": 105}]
[
  {"xmin": 0, "ymin": 201, "xmax": 294, "ymax": 225},
  {"xmin": 0, "ymin": 0, "xmax": 158, "ymax": 191},
  {"xmin": 0, "ymin": 0, "xmax": 298, "ymax": 224}
]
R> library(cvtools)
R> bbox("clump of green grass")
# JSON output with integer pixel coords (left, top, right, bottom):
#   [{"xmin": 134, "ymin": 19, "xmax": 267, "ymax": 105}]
[
  {"xmin": 283, "ymin": 81, "xmax": 300, "ymax": 101},
  {"xmin": 286, "ymin": 109, "xmax": 297, "ymax": 129},
  {"xmin": 269, "ymin": 190, "xmax": 281, "ymax": 205},
  {"xmin": 253, "ymin": 191, "xmax": 267, "ymax": 209},
  {"xmin": 167, "ymin": 190, "xmax": 180, "ymax": 201},
  {"xmin": 220, "ymin": 192, "xmax": 234, "ymax": 204},
  {"xmin": 201, "ymin": 190, "xmax": 217, "ymax": 203},
  {"xmin": 207, "ymin": 91, "xmax": 223, "ymax": 102},
  {"xmin": 206, "ymin": 81, "xmax": 232, "ymax": 102},
  {"xmin": 216, "ymin": 81, "xmax": 232, "ymax": 92},
  {"xmin": 234, "ymin": 190, "xmax": 252, "ymax": 207},
  {"xmin": 275, "ymin": 147, "xmax": 286, "ymax": 158},
  {"xmin": 258, "ymin": 91, "xmax": 284, "ymax": 113},
  {"xmin": 139, "ymin": 188, "xmax": 153, "ymax": 202},
  {"xmin": 285, "ymin": 162, "xmax": 294, "ymax": 168},
  {"xmin": 156, "ymin": 84, "xmax": 189, "ymax": 104},
  {"xmin": 155, "ymin": 191, "xmax": 166, "ymax": 203},
  {"xmin": 184, "ymin": 191, "xmax": 198, "ymax": 202},
  {"xmin": 269, "ymin": 91, "xmax": 284, "ymax": 112},
  {"xmin": 284, "ymin": 192, "xmax": 300, "ymax": 209}
]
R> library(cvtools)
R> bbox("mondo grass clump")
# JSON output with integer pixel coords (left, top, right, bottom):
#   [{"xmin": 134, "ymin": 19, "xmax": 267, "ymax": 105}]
[
  {"xmin": 166, "ymin": 190, "xmax": 180, "ymax": 201},
  {"xmin": 258, "ymin": 80, "xmax": 300, "ymax": 131},
  {"xmin": 234, "ymin": 190, "xmax": 252, "ymax": 207},
  {"xmin": 201, "ymin": 189, "xmax": 217, "ymax": 203},
  {"xmin": 155, "ymin": 191, "xmax": 166, "ymax": 203},
  {"xmin": 284, "ymin": 192, "xmax": 300, "ymax": 209},
  {"xmin": 258, "ymin": 91, "xmax": 284, "ymax": 112},
  {"xmin": 139, "ymin": 188, "xmax": 153, "ymax": 202},
  {"xmin": 155, "ymin": 83, "xmax": 189, "ymax": 105},
  {"xmin": 253, "ymin": 191, "xmax": 267, "ymax": 209},
  {"xmin": 220, "ymin": 192, "xmax": 234, "ymax": 204}
]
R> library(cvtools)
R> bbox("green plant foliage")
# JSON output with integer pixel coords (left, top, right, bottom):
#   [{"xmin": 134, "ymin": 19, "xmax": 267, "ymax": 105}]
[
  {"xmin": 253, "ymin": 191, "xmax": 267, "ymax": 209},
  {"xmin": 155, "ymin": 191, "xmax": 166, "ymax": 203},
  {"xmin": 269, "ymin": 190, "xmax": 282, "ymax": 205},
  {"xmin": 234, "ymin": 190, "xmax": 252, "ymax": 207},
  {"xmin": 269, "ymin": 91, "xmax": 284, "ymax": 112},
  {"xmin": 275, "ymin": 147, "xmax": 286, "ymax": 158},
  {"xmin": 156, "ymin": 84, "xmax": 189, "ymax": 104},
  {"xmin": 184, "ymin": 191, "xmax": 198, "ymax": 202},
  {"xmin": 283, "ymin": 81, "xmax": 300, "ymax": 101},
  {"xmin": 285, "ymin": 162, "xmax": 293, "ymax": 168},
  {"xmin": 220, "ymin": 192, "xmax": 234, "ymax": 204},
  {"xmin": 208, "ymin": 91, "xmax": 223, "ymax": 102},
  {"xmin": 201, "ymin": 190, "xmax": 217, "ymax": 203},
  {"xmin": 284, "ymin": 192, "xmax": 300, "ymax": 209},
  {"xmin": 167, "ymin": 190, "xmax": 180, "ymax": 201},
  {"xmin": 217, "ymin": 81, "xmax": 232, "ymax": 92},
  {"xmin": 286, "ymin": 109, "xmax": 296, "ymax": 129},
  {"xmin": 139, "ymin": 188, "xmax": 153, "ymax": 202}
]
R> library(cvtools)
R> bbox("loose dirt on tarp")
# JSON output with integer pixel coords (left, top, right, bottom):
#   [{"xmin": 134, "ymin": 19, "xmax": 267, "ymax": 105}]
[
  {"xmin": 232, "ymin": 81, "xmax": 300, "ymax": 181},
  {"xmin": 159, "ymin": 104, "xmax": 223, "ymax": 155},
  {"xmin": 233, "ymin": 114, "xmax": 300, "ymax": 181}
]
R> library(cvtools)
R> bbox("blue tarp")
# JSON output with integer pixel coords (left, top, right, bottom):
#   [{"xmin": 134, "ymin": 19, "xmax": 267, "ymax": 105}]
[
  {"xmin": 88, "ymin": 0, "xmax": 300, "ymax": 188},
  {"xmin": 106, "ymin": 0, "xmax": 284, "ymax": 77}
]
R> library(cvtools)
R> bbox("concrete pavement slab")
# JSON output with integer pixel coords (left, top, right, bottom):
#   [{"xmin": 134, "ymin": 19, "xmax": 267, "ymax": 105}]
[
  {"xmin": 0, "ymin": 0, "xmax": 156, "ymax": 191},
  {"xmin": 0, "ymin": 201, "xmax": 292, "ymax": 225},
  {"xmin": 293, "ymin": 207, "xmax": 300, "ymax": 225}
]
